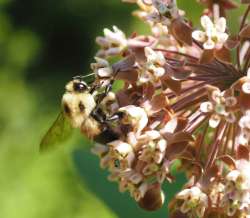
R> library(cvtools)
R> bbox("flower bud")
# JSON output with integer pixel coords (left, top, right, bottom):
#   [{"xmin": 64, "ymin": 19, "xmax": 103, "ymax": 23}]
[{"xmin": 138, "ymin": 183, "xmax": 165, "ymax": 211}]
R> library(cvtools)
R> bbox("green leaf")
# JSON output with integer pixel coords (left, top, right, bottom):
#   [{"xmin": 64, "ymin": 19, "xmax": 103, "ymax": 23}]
[{"xmin": 40, "ymin": 111, "xmax": 73, "ymax": 152}]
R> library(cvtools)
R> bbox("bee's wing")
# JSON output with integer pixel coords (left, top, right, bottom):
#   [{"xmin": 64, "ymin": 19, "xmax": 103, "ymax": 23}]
[{"xmin": 40, "ymin": 111, "xmax": 73, "ymax": 152}]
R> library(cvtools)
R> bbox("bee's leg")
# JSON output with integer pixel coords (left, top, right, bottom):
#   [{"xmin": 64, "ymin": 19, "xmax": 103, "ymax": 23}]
[
  {"xmin": 105, "ymin": 82, "xmax": 113, "ymax": 94},
  {"xmin": 94, "ymin": 111, "xmax": 123, "ymax": 144},
  {"xmin": 96, "ymin": 82, "xmax": 114, "ymax": 105},
  {"xmin": 106, "ymin": 111, "xmax": 124, "ymax": 122},
  {"xmin": 91, "ymin": 108, "xmax": 106, "ymax": 124},
  {"xmin": 91, "ymin": 109, "xmax": 123, "ymax": 125},
  {"xmin": 93, "ymin": 78, "xmax": 117, "ymax": 123},
  {"xmin": 91, "ymin": 82, "xmax": 114, "ymax": 125},
  {"xmin": 89, "ymin": 82, "xmax": 102, "ymax": 94}
]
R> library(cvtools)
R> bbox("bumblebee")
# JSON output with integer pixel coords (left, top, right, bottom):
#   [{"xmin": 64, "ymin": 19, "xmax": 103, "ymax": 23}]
[
  {"xmin": 62, "ymin": 78, "xmax": 101, "ymax": 138},
  {"xmin": 40, "ymin": 76, "xmax": 121, "ymax": 151}
]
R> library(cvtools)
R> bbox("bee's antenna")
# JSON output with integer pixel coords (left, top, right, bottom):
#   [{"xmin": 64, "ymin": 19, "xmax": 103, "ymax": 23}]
[
  {"xmin": 72, "ymin": 75, "xmax": 81, "ymax": 80},
  {"xmin": 82, "ymin": 73, "xmax": 96, "ymax": 78},
  {"xmin": 73, "ymin": 73, "xmax": 96, "ymax": 81}
]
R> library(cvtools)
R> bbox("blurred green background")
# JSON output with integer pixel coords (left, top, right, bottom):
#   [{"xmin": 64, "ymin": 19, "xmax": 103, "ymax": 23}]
[{"xmin": 0, "ymin": 0, "xmax": 245, "ymax": 218}]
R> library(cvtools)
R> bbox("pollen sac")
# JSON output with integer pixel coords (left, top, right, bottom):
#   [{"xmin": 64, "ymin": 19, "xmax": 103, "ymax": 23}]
[{"xmin": 138, "ymin": 183, "xmax": 165, "ymax": 211}]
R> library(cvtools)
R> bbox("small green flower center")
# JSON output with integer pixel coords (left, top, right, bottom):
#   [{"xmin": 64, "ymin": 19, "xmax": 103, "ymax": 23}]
[{"xmin": 215, "ymin": 104, "xmax": 225, "ymax": 115}]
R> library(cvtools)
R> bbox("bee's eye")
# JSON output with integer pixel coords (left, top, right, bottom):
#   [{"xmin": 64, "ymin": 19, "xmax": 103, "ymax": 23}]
[{"xmin": 73, "ymin": 82, "xmax": 88, "ymax": 92}]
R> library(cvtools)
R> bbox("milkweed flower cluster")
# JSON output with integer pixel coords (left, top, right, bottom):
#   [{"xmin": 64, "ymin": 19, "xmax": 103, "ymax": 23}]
[{"xmin": 68, "ymin": 0, "xmax": 250, "ymax": 217}]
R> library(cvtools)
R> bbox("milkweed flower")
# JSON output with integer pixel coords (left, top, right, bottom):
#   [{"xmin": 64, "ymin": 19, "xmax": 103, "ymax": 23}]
[
  {"xmin": 200, "ymin": 86, "xmax": 238, "ymax": 128},
  {"xmin": 96, "ymin": 26, "xmax": 127, "ymax": 57},
  {"xmin": 140, "ymin": 47, "xmax": 166, "ymax": 82},
  {"xmin": 49, "ymin": 0, "xmax": 250, "ymax": 217},
  {"xmin": 192, "ymin": 15, "xmax": 228, "ymax": 50},
  {"xmin": 176, "ymin": 186, "xmax": 208, "ymax": 217},
  {"xmin": 219, "ymin": 147, "xmax": 250, "ymax": 217}
]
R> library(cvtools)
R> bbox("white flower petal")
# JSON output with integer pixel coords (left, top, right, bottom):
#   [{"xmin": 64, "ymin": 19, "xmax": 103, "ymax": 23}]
[
  {"xmin": 102, "ymin": 26, "xmax": 127, "ymax": 49},
  {"xmin": 108, "ymin": 140, "xmax": 133, "ymax": 157},
  {"xmin": 138, "ymin": 130, "xmax": 161, "ymax": 143},
  {"xmin": 160, "ymin": 117, "xmax": 178, "ymax": 134},
  {"xmin": 238, "ymin": 134, "xmax": 248, "ymax": 146},
  {"xmin": 157, "ymin": 139, "xmax": 167, "ymax": 152},
  {"xmin": 217, "ymin": 32, "xmax": 229, "ymax": 44},
  {"xmin": 192, "ymin": 30, "xmax": 206, "ymax": 42},
  {"xmin": 119, "ymin": 105, "xmax": 148, "ymax": 134},
  {"xmin": 190, "ymin": 186, "xmax": 202, "ymax": 197},
  {"xmin": 145, "ymin": 47, "xmax": 165, "ymax": 65},
  {"xmin": 106, "ymin": 47, "xmax": 123, "ymax": 56},
  {"xmin": 127, "ymin": 132, "xmax": 138, "ymax": 147},
  {"xmin": 226, "ymin": 170, "xmax": 240, "ymax": 182},
  {"xmin": 201, "ymin": 15, "xmax": 214, "ymax": 30},
  {"xmin": 96, "ymin": 36, "xmax": 110, "ymax": 47},
  {"xmin": 139, "ymin": 183, "xmax": 148, "ymax": 197},
  {"xmin": 200, "ymin": 102, "xmax": 213, "ymax": 113},
  {"xmin": 215, "ymin": 17, "xmax": 227, "ymax": 33},
  {"xmin": 145, "ymin": 47, "xmax": 155, "ymax": 59},
  {"xmin": 97, "ymin": 67, "xmax": 113, "ymax": 77},
  {"xmin": 91, "ymin": 143, "xmax": 109, "ymax": 156},
  {"xmin": 176, "ymin": 189, "xmax": 190, "ymax": 199},
  {"xmin": 94, "ymin": 57, "xmax": 109, "ymax": 67}
]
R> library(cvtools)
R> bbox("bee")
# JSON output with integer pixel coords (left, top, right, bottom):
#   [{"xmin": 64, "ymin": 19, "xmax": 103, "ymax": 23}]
[
  {"xmin": 62, "ymin": 77, "xmax": 102, "ymax": 138},
  {"xmin": 40, "ymin": 55, "xmax": 135, "ymax": 151},
  {"xmin": 40, "ymin": 75, "xmax": 122, "ymax": 151}
]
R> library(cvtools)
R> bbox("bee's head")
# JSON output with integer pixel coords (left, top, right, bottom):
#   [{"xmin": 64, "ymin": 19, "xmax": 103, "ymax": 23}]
[{"xmin": 65, "ymin": 77, "xmax": 89, "ymax": 93}]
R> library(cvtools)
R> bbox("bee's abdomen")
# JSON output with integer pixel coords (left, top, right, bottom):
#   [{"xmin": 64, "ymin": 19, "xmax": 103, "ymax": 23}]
[
  {"xmin": 80, "ymin": 117, "xmax": 102, "ymax": 139},
  {"xmin": 94, "ymin": 128, "xmax": 120, "ymax": 144}
]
